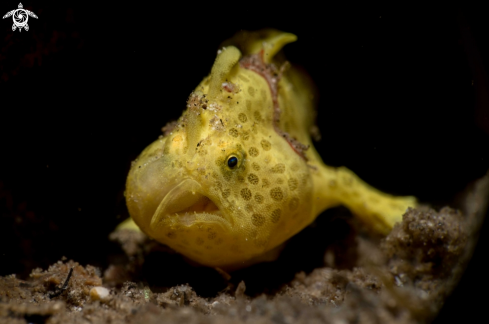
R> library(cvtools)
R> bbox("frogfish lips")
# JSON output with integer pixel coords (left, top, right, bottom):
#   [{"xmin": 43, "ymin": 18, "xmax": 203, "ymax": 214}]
[{"xmin": 149, "ymin": 179, "xmax": 231, "ymax": 233}]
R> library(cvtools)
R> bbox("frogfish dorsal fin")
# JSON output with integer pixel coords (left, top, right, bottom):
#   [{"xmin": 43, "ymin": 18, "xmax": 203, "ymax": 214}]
[
  {"xmin": 222, "ymin": 29, "xmax": 297, "ymax": 64},
  {"xmin": 208, "ymin": 46, "xmax": 242, "ymax": 99}
]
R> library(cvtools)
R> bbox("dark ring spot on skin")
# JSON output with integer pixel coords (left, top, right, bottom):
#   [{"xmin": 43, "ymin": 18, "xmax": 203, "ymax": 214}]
[
  {"xmin": 251, "ymin": 214, "xmax": 265, "ymax": 227},
  {"xmin": 248, "ymin": 173, "xmax": 259, "ymax": 185},
  {"xmin": 249, "ymin": 147, "xmax": 259, "ymax": 157},
  {"xmin": 270, "ymin": 187, "xmax": 284, "ymax": 201},
  {"xmin": 271, "ymin": 209, "xmax": 281, "ymax": 223},
  {"xmin": 241, "ymin": 188, "xmax": 252, "ymax": 201},
  {"xmin": 228, "ymin": 156, "xmax": 238, "ymax": 168}
]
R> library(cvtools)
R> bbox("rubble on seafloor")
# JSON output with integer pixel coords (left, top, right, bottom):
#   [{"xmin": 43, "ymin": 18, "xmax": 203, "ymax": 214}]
[{"xmin": 1, "ymin": 173, "xmax": 487, "ymax": 324}]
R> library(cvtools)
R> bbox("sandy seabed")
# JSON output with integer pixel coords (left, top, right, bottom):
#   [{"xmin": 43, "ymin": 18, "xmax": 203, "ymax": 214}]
[{"xmin": 1, "ymin": 172, "xmax": 487, "ymax": 324}]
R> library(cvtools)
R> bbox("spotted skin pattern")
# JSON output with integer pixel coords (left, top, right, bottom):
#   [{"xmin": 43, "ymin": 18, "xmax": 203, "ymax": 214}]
[{"xmin": 123, "ymin": 30, "xmax": 417, "ymax": 270}]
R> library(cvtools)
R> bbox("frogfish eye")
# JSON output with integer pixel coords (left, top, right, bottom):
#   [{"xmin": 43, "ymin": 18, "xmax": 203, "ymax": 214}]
[{"xmin": 227, "ymin": 156, "xmax": 238, "ymax": 168}]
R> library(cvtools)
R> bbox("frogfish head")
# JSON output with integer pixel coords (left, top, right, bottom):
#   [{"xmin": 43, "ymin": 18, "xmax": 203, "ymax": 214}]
[{"xmin": 126, "ymin": 38, "xmax": 315, "ymax": 269}]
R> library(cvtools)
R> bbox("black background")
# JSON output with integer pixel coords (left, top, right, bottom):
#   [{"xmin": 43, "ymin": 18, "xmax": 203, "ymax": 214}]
[{"xmin": 0, "ymin": 2, "xmax": 488, "ymax": 323}]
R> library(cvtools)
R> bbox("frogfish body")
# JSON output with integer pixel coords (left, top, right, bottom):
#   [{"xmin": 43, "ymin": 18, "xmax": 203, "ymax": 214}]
[{"xmin": 123, "ymin": 30, "xmax": 417, "ymax": 270}]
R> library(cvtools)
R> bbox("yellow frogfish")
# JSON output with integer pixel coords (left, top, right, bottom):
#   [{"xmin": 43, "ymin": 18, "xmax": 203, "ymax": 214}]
[{"xmin": 122, "ymin": 29, "xmax": 417, "ymax": 270}]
